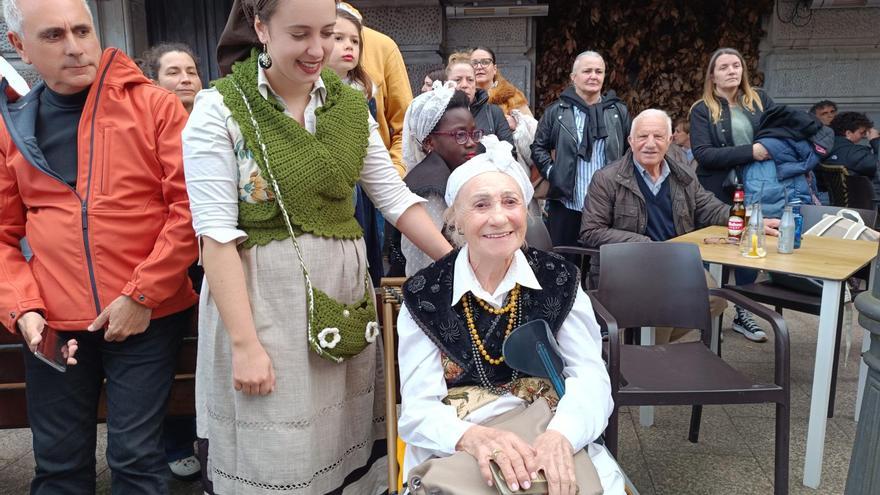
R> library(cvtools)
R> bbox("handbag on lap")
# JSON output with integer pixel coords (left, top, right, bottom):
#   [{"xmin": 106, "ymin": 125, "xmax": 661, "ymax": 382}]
[{"xmin": 407, "ymin": 398, "xmax": 603, "ymax": 495}]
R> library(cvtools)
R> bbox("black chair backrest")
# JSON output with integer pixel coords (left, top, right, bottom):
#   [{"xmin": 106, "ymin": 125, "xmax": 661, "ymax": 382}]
[
  {"xmin": 816, "ymin": 163, "xmax": 848, "ymax": 207},
  {"xmin": 844, "ymin": 175, "xmax": 875, "ymax": 210},
  {"xmin": 525, "ymin": 214, "xmax": 553, "ymax": 252},
  {"xmin": 596, "ymin": 243, "xmax": 712, "ymax": 331},
  {"xmin": 800, "ymin": 204, "xmax": 878, "ymax": 230}
]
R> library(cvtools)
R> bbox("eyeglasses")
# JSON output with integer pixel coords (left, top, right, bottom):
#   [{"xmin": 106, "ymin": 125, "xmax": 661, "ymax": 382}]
[
  {"xmin": 430, "ymin": 129, "xmax": 484, "ymax": 145},
  {"xmin": 702, "ymin": 236, "xmax": 739, "ymax": 245},
  {"xmin": 470, "ymin": 58, "xmax": 494, "ymax": 68}
]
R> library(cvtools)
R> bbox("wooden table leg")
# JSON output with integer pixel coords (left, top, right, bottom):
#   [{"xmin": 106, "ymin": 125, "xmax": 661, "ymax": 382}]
[{"xmin": 382, "ymin": 298, "xmax": 399, "ymax": 494}]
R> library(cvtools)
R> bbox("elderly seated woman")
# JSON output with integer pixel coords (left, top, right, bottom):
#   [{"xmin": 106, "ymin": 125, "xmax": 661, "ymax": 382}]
[{"xmin": 397, "ymin": 138, "xmax": 625, "ymax": 494}]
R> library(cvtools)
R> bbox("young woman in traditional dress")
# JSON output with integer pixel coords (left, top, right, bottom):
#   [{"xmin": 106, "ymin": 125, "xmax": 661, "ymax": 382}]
[{"xmin": 182, "ymin": 0, "xmax": 451, "ymax": 493}]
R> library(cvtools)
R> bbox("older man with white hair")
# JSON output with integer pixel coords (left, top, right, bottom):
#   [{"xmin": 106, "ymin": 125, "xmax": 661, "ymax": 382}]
[
  {"xmin": 578, "ymin": 109, "xmax": 739, "ymax": 341},
  {"xmin": 0, "ymin": 0, "xmax": 197, "ymax": 493},
  {"xmin": 580, "ymin": 108, "xmax": 731, "ymax": 246}
]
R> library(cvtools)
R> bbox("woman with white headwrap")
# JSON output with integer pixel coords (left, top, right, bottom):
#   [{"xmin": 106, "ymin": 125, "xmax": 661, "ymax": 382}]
[
  {"xmin": 393, "ymin": 85, "xmax": 482, "ymax": 276},
  {"xmin": 396, "ymin": 137, "xmax": 625, "ymax": 494}
]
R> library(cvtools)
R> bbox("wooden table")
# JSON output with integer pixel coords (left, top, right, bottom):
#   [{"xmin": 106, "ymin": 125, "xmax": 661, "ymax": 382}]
[{"xmin": 669, "ymin": 225, "xmax": 878, "ymax": 489}]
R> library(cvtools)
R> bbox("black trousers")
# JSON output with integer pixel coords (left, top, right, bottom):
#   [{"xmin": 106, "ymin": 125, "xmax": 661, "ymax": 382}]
[
  {"xmin": 24, "ymin": 309, "xmax": 190, "ymax": 495},
  {"xmin": 545, "ymin": 200, "xmax": 586, "ymax": 267},
  {"xmin": 546, "ymin": 200, "xmax": 584, "ymax": 248}
]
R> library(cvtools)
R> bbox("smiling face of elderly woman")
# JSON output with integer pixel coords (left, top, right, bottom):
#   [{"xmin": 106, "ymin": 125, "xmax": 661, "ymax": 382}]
[{"xmin": 452, "ymin": 172, "xmax": 527, "ymax": 262}]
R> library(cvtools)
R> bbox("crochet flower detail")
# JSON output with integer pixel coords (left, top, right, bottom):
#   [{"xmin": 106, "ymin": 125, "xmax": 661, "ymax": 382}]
[
  {"xmin": 318, "ymin": 327, "xmax": 341, "ymax": 349},
  {"xmin": 365, "ymin": 321, "xmax": 380, "ymax": 343}
]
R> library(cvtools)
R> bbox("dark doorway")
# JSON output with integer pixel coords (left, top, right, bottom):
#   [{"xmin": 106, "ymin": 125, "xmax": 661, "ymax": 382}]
[{"xmin": 145, "ymin": 0, "xmax": 235, "ymax": 82}]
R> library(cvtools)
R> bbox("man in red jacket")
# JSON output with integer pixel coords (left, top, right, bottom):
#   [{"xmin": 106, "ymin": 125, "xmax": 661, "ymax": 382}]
[{"xmin": 0, "ymin": 0, "xmax": 197, "ymax": 493}]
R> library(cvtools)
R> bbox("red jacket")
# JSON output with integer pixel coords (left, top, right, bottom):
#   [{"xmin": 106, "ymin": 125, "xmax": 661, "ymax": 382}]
[{"xmin": 0, "ymin": 48, "xmax": 198, "ymax": 332}]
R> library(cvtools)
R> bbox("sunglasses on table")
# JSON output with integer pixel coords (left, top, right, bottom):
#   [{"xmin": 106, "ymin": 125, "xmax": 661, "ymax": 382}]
[
  {"xmin": 471, "ymin": 58, "xmax": 494, "ymax": 68},
  {"xmin": 429, "ymin": 129, "xmax": 485, "ymax": 145}
]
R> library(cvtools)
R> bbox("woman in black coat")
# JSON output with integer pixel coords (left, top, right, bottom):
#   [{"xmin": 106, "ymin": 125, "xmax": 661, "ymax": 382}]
[
  {"xmin": 690, "ymin": 48, "xmax": 775, "ymax": 202},
  {"xmin": 689, "ymin": 47, "xmax": 776, "ymax": 343},
  {"xmin": 446, "ymin": 54, "xmax": 516, "ymax": 152}
]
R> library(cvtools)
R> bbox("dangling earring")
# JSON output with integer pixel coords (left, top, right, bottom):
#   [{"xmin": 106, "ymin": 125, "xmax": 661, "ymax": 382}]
[
  {"xmin": 456, "ymin": 225, "xmax": 464, "ymax": 235},
  {"xmin": 258, "ymin": 44, "xmax": 272, "ymax": 69}
]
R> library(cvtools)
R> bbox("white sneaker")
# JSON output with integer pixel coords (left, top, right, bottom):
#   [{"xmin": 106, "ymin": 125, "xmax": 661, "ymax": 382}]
[
  {"xmin": 169, "ymin": 455, "xmax": 201, "ymax": 481},
  {"xmin": 732, "ymin": 307, "xmax": 768, "ymax": 343}
]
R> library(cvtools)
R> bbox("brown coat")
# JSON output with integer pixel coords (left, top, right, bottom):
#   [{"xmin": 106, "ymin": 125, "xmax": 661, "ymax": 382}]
[
  {"xmin": 579, "ymin": 150, "xmax": 730, "ymax": 248},
  {"xmin": 488, "ymin": 75, "xmax": 530, "ymax": 116}
]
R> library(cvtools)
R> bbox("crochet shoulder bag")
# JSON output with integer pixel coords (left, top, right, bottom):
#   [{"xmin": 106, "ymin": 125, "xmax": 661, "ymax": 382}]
[{"xmin": 228, "ymin": 79, "xmax": 378, "ymax": 364}]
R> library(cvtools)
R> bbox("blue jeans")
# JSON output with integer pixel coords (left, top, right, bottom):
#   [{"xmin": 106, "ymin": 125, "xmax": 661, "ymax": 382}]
[
  {"xmin": 24, "ymin": 309, "xmax": 190, "ymax": 495},
  {"xmin": 734, "ymin": 267, "xmax": 759, "ymax": 286}
]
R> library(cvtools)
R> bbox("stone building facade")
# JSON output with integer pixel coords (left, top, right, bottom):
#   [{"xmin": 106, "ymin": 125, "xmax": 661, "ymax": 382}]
[
  {"xmin": 760, "ymin": 0, "xmax": 880, "ymax": 122},
  {"xmin": 1, "ymin": 0, "xmax": 878, "ymax": 122},
  {"xmin": 1, "ymin": 0, "xmax": 541, "ymax": 106}
]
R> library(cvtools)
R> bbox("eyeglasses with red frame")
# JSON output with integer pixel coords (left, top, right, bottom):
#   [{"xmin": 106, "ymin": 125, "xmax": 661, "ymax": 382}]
[{"xmin": 429, "ymin": 128, "xmax": 484, "ymax": 145}]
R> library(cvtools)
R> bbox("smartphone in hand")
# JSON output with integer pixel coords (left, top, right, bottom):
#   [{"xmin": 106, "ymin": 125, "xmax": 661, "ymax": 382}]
[{"xmin": 34, "ymin": 326, "xmax": 69, "ymax": 373}]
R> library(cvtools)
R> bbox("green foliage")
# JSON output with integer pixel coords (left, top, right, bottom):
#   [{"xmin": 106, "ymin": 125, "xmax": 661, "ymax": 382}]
[{"xmin": 535, "ymin": 0, "xmax": 775, "ymax": 121}]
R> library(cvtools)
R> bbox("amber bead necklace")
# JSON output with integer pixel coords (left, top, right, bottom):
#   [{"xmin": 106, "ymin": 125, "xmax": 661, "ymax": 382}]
[{"xmin": 461, "ymin": 284, "xmax": 521, "ymax": 365}]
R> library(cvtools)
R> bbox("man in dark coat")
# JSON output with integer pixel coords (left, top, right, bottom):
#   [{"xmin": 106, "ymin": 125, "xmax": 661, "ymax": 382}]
[
  {"xmin": 828, "ymin": 112, "xmax": 880, "ymax": 205},
  {"xmin": 580, "ymin": 109, "xmax": 780, "ymax": 343}
]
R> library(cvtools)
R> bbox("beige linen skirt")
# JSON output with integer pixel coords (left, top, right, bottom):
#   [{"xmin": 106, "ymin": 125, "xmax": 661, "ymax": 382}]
[{"xmin": 195, "ymin": 235, "xmax": 387, "ymax": 495}]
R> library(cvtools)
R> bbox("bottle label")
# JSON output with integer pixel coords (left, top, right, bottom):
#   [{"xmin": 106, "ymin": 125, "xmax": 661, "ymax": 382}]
[
  {"xmin": 728, "ymin": 216, "xmax": 744, "ymax": 238},
  {"xmin": 733, "ymin": 190, "xmax": 744, "ymax": 202}
]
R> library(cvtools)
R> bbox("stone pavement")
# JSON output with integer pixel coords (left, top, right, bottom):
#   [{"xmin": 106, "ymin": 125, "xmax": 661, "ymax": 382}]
[{"xmin": 0, "ymin": 307, "xmax": 865, "ymax": 494}]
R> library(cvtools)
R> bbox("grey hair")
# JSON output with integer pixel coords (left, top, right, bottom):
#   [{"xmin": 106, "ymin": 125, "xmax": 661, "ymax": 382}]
[
  {"xmin": 571, "ymin": 50, "xmax": 604, "ymax": 75},
  {"xmin": 442, "ymin": 204, "xmax": 466, "ymax": 248},
  {"xmin": 630, "ymin": 108, "xmax": 673, "ymax": 139},
  {"xmin": 2, "ymin": 0, "xmax": 94, "ymax": 35}
]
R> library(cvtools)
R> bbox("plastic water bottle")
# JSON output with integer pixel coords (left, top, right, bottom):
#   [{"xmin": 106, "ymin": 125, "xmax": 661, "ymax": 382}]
[
  {"xmin": 791, "ymin": 198, "xmax": 804, "ymax": 249},
  {"xmin": 778, "ymin": 206, "xmax": 795, "ymax": 254}
]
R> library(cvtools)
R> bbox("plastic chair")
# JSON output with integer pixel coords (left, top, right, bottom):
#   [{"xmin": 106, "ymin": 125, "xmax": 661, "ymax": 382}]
[
  {"xmin": 553, "ymin": 245, "xmax": 599, "ymax": 290},
  {"xmin": 525, "ymin": 214, "xmax": 553, "ymax": 252},
  {"xmin": 816, "ymin": 163, "xmax": 876, "ymax": 210},
  {"xmin": 845, "ymin": 174, "xmax": 876, "ymax": 210},
  {"xmin": 590, "ymin": 242, "xmax": 790, "ymax": 494},
  {"xmin": 726, "ymin": 205, "xmax": 875, "ymax": 417}
]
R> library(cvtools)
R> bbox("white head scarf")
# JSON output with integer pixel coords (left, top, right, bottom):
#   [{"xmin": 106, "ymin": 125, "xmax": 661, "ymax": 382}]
[
  {"xmin": 401, "ymin": 81, "xmax": 458, "ymax": 169},
  {"xmin": 445, "ymin": 135, "xmax": 535, "ymax": 206},
  {"xmin": 337, "ymin": 2, "xmax": 363, "ymax": 21}
]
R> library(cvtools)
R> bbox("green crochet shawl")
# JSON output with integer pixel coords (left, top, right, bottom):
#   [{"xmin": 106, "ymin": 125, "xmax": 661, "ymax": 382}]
[{"xmin": 214, "ymin": 52, "xmax": 369, "ymax": 247}]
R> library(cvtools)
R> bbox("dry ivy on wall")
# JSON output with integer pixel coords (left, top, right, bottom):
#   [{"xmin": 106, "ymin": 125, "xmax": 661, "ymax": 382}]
[{"xmin": 535, "ymin": 0, "xmax": 775, "ymax": 121}]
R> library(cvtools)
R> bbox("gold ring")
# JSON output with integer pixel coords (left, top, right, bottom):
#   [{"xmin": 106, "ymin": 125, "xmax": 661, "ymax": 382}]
[{"xmin": 491, "ymin": 449, "xmax": 503, "ymax": 459}]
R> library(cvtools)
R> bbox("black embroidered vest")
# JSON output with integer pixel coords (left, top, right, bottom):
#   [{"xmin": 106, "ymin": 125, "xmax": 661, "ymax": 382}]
[{"xmin": 403, "ymin": 248, "xmax": 580, "ymax": 388}]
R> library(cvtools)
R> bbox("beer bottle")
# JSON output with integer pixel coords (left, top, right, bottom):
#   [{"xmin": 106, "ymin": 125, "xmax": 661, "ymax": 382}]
[{"xmin": 728, "ymin": 184, "xmax": 746, "ymax": 241}]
